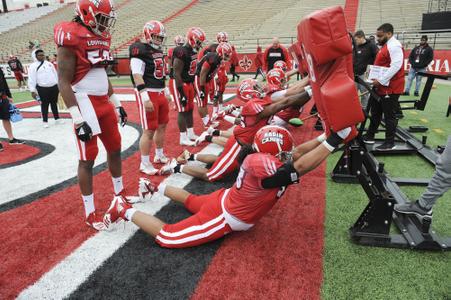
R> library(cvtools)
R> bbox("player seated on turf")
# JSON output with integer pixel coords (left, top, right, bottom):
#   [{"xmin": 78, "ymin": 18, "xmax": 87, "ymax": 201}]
[
  {"xmin": 273, "ymin": 60, "xmax": 299, "ymax": 80},
  {"xmin": 192, "ymin": 71, "xmax": 310, "ymax": 148},
  {"xmin": 104, "ymin": 125, "xmax": 352, "ymax": 248},
  {"xmin": 157, "ymin": 78, "xmax": 312, "ymax": 182}
]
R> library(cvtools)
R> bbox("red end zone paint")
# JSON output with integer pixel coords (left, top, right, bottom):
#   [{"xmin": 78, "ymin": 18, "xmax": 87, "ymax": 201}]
[
  {"xmin": 191, "ymin": 103, "xmax": 325, "ymax": 299},
  {"xmin": 0, "ymin": 143, "xmax": 40, "ymax": 166},
  {"xmin": 0, "ymin": 102, "xmax": 208, "ymax": 299}
]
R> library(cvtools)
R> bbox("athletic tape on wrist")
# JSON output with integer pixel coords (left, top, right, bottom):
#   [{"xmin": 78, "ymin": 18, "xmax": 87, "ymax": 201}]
[
  {"xmin": 316, "ymin": 133, "xmax": 326, "ymax": 143},
  {"xmin": 140, "ymin": 89, "xmax": 150, "ymax": 102},
  {"xmin": 109, "ymin": 93, "xmax": 121, "ymax": 108},
  {"xmin": 304, "ymin": 85, "xmax": 313, "ymax": 97},
  {"xmin": 68, "ymin": 106, "xmax": 84, "ymax": 125},
  {"xmin": 322, "ymin": 140, "xmax": 335, "ymax": 152}
]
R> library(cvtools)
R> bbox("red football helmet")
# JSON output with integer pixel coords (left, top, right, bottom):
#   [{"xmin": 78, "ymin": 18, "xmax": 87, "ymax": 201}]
[
  {"xmin": 266, "ymin": 68, "xmax": 287, "ymax": 90},
  {"xmin": 216, "ymin": 31, "xmax": 228, "ymax": 43},
  {"xmin": 216, "ymin": 42, "xmax": 232, "ymax": 61},
  {"xmin": 76, "ymin": 0, "xmax": 116, "ymax": 38},
  {"xmin": 186, "ymin": 27, "xmax": 206, "ymax": 50},
  {"xmin": 236, "ymin": 79, "xmax": 264, "ymax": 102},
  {"xmin": 273, "ymin": 60, "xmax": 288, "ymax": 72},
  {"xmin": 253, "ymin": 125, "xmax": 294, "ymax": 159},
  {"xmin": 143, "ymin": 20, "xmax": 166, "ymax": 49},
  {"xmin": 174, "ymin": 35, "xmax": 185, "ymax": 46}
]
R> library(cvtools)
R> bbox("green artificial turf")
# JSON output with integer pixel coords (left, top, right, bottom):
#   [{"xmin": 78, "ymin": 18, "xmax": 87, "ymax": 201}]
[{"xmin": 321, "ymin": 83, "xmax": 451, "ymax": 300}]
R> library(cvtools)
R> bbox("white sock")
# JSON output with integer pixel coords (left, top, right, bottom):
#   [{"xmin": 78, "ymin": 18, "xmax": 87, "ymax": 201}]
[
  {"xmin": 180, "ymin": 132, "xmax": 187, "ymax": 141},
  {"xmin": 193, "ymin": 154, "xmax": 198, "ymax": 161},
  {"xmin": 82, "ymin": 194, "xmax": 95, "ymax": 217},
  {"xmin": 179, "ymin": 165, "xmax": 184, "ymax": 173},
  {"xmin": 224, "ymin": 115, "xmax": 235, "ymax": 124},
  {"xmin": 187, "ymin": 128, "xmax": 195, "ymax": 137},
  {"xmin": 213, "ymin": 106, "xmax": 219, "ymax": 115},
  {"xmin": 124, "ymin": 208, "xmax": 137, "ymax": 221},
  {"xmin": 157, "ymin": 183, "xmax": 167, "ymax": 196},
  {"xmin": 219, "ymin": 103, "xmax": 223, "ymax": 111},
  {"xmin": 155, "ymin": 148, "xmax": 164, "ymax": 157},
  {"xmin": 112, "ymin": 176, "xmax": 124, "ymax": 195},
  {"xmin": 141, "ymin": 155, "xmax": 150, "ymax": 165},
  {"xmin": 202, "ymin": 116, "xmax": 210, "ymax": 126}
]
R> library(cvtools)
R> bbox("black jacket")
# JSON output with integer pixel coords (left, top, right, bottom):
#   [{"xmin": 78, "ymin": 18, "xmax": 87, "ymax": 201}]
[
  {"xmin": 353, "ymin": 39, "xmax": 378, "ymax": 76},
  {"xmin": 0, "ymin": 68, "xmax": 12, "ymax": 98},
  {"xmin": 408, "ymin": 44, "xmax": 433, "ymax": 69}
]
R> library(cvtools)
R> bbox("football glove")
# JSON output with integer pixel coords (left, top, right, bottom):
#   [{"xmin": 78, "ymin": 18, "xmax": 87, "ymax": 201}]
[
  {"xmin": 116, "ymin": 106, "xmax": 127, "ymax": 127},
  {"xmin": 76, "ymin": 122, "xmax": 93, "ymax": 142}
]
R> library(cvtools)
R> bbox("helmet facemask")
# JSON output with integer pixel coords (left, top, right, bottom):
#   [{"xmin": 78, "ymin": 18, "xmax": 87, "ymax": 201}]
[{"xmin": 92, "ymin": 9, "xmax": 116, "ymax": 37}]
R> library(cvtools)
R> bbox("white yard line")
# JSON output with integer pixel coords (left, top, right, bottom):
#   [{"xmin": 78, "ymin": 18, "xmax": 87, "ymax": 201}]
[{"xmin": 17, "ymin": 143, "xmax": 223, "ymax": 300}]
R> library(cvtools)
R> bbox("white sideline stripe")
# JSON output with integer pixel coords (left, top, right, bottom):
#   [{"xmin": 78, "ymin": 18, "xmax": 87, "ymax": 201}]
[{"xmin": 17, "ymin": 143, "xmax": 224, "ymax": 300}]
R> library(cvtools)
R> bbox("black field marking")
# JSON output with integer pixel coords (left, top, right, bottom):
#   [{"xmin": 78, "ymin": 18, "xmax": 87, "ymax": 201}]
[
  {"xmin": 0, "ymin": 139, "xmax": 55, "ymax": 169},
  {"xmin": 0, "ymin": 123, "xmax": 141, "ymax": 213},
  {"xmin": 68, "ymin": 171, "xmax": 237, "ymax": 300}
]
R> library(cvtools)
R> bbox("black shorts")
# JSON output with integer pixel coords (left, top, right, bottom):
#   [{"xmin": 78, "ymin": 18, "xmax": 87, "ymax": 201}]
[{"xmin": 0, "ymin": 98, "xmax": 10, "ymax": 120}]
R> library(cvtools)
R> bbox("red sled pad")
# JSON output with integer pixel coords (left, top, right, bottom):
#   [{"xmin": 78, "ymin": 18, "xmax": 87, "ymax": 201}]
[
  {"xmin": 297, "ymin": 6, "xmax": 364, "ymax": 131},
  {"xmin": 297, "ymin": 6, "xmax": 352, "ymax": 65}
]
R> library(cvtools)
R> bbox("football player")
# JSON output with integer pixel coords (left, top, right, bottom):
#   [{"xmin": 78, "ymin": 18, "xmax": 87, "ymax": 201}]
[
  {"xmin": 167, "ymin": 35, "xmax": 185, "ymax": 92},
  {"xmin": 194, "ymin": 42, "xmax": 233, "ymax": 127},
  {"xmin": 54, "ymin": 0, "xmax": 128, "ymax": 230},
  {"xmin": 198, "ymin": 32, "xmax": 229, "ymax": 116},
  {"xmin": 158, "ymin": 78, "xmax": 311, "ymax": 182},
  {"xmin": 104, "ymin": 125, "xmax": 352, "ymax": 248},
  {"xmin": 130, "ymin": 20, "xmax": 170, "ymax": 175},
  {"xmin": 170, "ymin": 27, "xmax": 206, "ymax": 146},
  {"xmin": 7, "ymin": 55, "xmax": 27, "ymax": 91}
]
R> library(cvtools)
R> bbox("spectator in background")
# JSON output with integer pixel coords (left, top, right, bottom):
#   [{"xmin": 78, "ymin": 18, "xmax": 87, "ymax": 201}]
[
  {"xmin": 7, "ymin": 55, "xmax": 27, "ymax": 91},
  {"xmin": 263, "ymin": 37, "xmax": 291, "ymax": 72},
  {"xmin": 404, "ymin": 35, "xmax": 434, "ymax": 96},
  {"xmin": 353, "ymin": 30, "xmax": 378, "ymax": 109},
  {"xmin": 28, "ymin": 49, "xmax": 61, "ymax": 128},
  {"xmin": 229, "ymin": 45, "xmax": 240, "ymax": 82},
  {"xmin": 0, "ymin": 68, "xmax": 24, "ymax": 149},
  {"xmin": 253, "ymin": 46, "xmax": 265, "ymax": 79},
  {"xmin": 363, "ymin": 23, "xmax": 405, "ymax": 150}
]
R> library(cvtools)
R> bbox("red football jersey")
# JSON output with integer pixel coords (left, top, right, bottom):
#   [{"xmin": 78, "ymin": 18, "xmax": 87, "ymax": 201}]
[
  {"xmin": 233, "ymin": 96, "xmax": 273, "ymax": 144},
  {"xmin": 54, "ymin": 21, "xmax": 112, "ymax": 94},
  {"xmin": 224, "ymin": 152, "xmax": 286, "ymax": 224}
]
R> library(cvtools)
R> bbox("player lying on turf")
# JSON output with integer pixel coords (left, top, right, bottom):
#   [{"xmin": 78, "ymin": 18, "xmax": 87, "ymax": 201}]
[
  {"xmin": 156, "ymin": 78, "xmax": 312, "ymax": 182},
  {"xmin": 104, "ymin": 125, "xmax": 352, "ymax": 248}
]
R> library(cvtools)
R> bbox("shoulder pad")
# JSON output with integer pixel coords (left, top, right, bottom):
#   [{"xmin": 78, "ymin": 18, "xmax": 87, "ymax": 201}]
[
  {"xmin": 129, "ymin": 42, "xmax": 146, "ymax": 58},
  {"xmin": 54, "ymin": 22, "xmax": 80, "ymax": 47}
]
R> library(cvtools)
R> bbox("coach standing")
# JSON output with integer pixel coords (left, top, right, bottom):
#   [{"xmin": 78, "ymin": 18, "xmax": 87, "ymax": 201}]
[
  {"xmin": 404, "ymin": 35, "xmax": 434, "ymax": 96},
  {"xmin": 263, "ymin": 37, "xmax": 291, "ymax": 72},
  {"xmin": 363, "ymin": 23, "xmax": 404, "ymax": 150},
  {"xmin": 353, "ymin": 30, "xmax": 378, "ymax": 109},
  {"xmin": 28, "ymin": 49, "xmax": 61, "ymax": 128}
]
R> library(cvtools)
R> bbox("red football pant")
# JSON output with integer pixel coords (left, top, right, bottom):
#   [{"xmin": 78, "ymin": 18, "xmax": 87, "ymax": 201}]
[
  {"xmin": 169, "ymin": 78, "xmax": 196, "ymax": 112},
  {"xmin": 194, "ymin": 75, "xmax": 216, "ymax": 108},
  {"xmin": 135, "ymin": 89, "xmax": 169, "ymax": 130},
  {"xmin": 156, "ymin": 189, "xmax": 232, "ymax": 248},
  {"xmin": 14, "ymin": 71, "xmax": 24, "ymax": 81},
  {"xmin": 216, "ymin": 65, "xmax": 228, "ymax": 94},
  {"xmin": 206, "ymin": 135, "xmax": 241, "ymax": 182},
  {"xmin": 74, "ymin": 95, "xmax": 121, "ymax": 161}
]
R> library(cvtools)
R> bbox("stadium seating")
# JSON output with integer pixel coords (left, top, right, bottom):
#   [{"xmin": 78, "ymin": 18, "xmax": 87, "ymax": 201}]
[
  {"xmin": 0, "ymin": 0, "xmax": 445, "ymax": 63},
  {"xmin": 0, "ymin": 5, "xmax": 64, "ymax": 34}
]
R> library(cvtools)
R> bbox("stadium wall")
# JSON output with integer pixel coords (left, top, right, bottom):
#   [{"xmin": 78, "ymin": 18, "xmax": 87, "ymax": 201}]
[{"xmin": 1, "ymin": 50, "xmax": 450, "ymax": 79}]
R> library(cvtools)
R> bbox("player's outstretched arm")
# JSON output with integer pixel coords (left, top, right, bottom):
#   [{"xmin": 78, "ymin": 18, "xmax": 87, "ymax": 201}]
[
  {"xmin": 259, "ymin": 90, "xmax": 311, "ymax": 120},
  {"xmin": 261, "ymin": 128, "xmax": 351, "ymax": 189}
]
